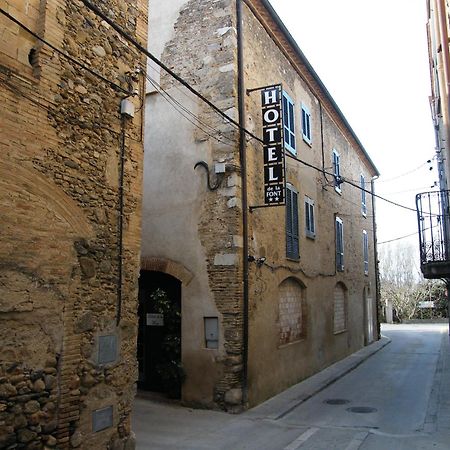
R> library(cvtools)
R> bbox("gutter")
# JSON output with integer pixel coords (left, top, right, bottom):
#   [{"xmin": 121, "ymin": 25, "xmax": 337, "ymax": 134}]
[
  {"xmin": 236, "ymin": 0, "xmax": 249, "ymax": 405},
  {"xmin": 371, "ymin": 176, "xmax": 381, "ymax": 339}
]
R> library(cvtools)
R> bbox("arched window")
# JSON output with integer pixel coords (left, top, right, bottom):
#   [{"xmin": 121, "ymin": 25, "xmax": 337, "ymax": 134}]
[
  {"xmin": 333, "ymin": 282, "xmax": 347, "ymax": 334},
  {"xmin": 278, "ymin": 278, "xmax": 306, "ymax": 345}
]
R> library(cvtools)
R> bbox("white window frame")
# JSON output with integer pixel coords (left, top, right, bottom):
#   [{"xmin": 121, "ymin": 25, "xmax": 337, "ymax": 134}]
[
  {"xmin": 305, "ymin": 196, "xmax": 315, "ymax": 239},
  {"xmin": 282, "ymin": 91, "xmax": 296, "ymax": 155},
  {"xmin": 360, "ymin": 174, "xmax": 367, "ymax": 216},
  {"xmin": 363, "ymin": 230, "xmax": 369, "ymax": 275},
  {"xmin": 335, "ymin": 216, "xmax": 344, "ymax": 272},
  {"xmin": 301, "ymin": 103, "xmax": 312, "ymax": 145},
  {"xmin": 332, "ymin": 149, "xmax": 342, "ymax": 193}
]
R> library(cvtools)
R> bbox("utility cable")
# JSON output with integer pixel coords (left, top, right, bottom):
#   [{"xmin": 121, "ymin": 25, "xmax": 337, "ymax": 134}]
[
  {"xmin": 145, "ymin": 73, "xmax": 236, "ymax": 147},
  {"xmin": 0, "ymin": 8, "xmax": 132, "ymax": 96},
  {"xmin": 80, "ymin": 0, "xmax": 264, "ymax": 143},
  {"xmin": 79, "ymin": 0, "xmax": 432, "ymax": 216}
]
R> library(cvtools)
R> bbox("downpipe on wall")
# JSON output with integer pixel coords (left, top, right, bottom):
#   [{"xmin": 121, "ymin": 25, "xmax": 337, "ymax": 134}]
[{"xmin": 236, "ymin": 0, "xmax": 249, "ymax": 405}]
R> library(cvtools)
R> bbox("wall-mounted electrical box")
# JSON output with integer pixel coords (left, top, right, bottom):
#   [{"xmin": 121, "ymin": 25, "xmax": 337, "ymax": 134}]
[
  {"xmin": 214, "ymin": 162, "xmax": 226, "ymax": 174},
  {"xmin": 204, "ymin": 317, "xmax": 219, "ymax": 349},
  {"xmin": 121, "ymin": 98, "xmax": 135, "ymax": 118}
]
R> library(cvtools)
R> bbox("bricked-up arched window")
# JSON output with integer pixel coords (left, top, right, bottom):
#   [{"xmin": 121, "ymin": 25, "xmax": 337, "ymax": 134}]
[
  {"xmin": 278, "ymin": 278, "xmax": 306, "ymax": 345},
  {"xmin": 333, "ymin": 283, "xmax": 347, "ymax": 334}
]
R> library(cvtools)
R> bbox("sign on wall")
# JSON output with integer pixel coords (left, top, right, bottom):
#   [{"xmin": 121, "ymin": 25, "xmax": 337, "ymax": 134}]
[
  {"xmin": 146, "ymin": 313, "xmax": 164, "ymax": 326},
  {"xmin": 261, "ymin": 84, "xmax": 286, "ymax": 205}
]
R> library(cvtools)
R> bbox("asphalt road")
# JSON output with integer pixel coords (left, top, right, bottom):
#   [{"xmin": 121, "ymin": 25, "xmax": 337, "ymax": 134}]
[{"xmin": 133, "ymin": 323, "xmax": 450, "ymax": 449}]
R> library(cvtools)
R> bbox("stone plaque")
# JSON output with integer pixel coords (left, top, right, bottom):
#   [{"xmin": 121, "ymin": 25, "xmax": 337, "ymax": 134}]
[
  {"xmin": 146, "ymin": 313, "xmax": 164, "ymax": 326},
  {"xmin": 98, "ymin": 334, "xmax": 117, "ymax": 365},
  {"xmin": 92, "ymin": 405, "xmax": 113, "ymax": 432}
]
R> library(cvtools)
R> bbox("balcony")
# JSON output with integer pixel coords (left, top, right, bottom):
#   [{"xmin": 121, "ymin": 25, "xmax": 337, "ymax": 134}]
[{"xmin": 416, "ymin": 190, "xmax": 450, "ymax": 279}]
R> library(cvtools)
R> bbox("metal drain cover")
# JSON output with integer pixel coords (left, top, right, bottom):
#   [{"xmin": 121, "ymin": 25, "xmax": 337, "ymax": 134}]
[
  {"xmin": 324, "ymin": 399, "xmax": 350, "ymax": 405},
  {"xmin": 347, "ymin": 406, "xmax": 377, "ymax": 414}
]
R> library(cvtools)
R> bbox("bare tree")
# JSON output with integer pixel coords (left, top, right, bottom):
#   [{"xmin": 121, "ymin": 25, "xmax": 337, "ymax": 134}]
[{"xmin": 378, "ymin": 241, "xmax": 423, "ymax": 322}]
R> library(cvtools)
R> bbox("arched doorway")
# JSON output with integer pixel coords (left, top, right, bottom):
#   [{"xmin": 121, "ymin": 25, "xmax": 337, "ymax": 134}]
[{"xmin": 137, "ymin": 271, "xmax": 183, "ymax": 398}]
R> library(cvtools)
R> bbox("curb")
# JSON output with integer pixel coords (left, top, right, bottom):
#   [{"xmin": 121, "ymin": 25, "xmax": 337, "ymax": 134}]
[{"xmin": 248, "ymin": 336, "xmax": 391, "ymax": 420}]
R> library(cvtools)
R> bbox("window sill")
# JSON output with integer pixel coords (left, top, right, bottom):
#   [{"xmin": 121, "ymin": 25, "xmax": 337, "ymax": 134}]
[
  {"xmin": 306, "ymin": 232, "xmax": 316, "ymax": 240},
  {"xmin": 278, "ymin": 338, "xmax": 306, "ymax": 349},
  {"xmin": 302, "ymin": 136, "xmax": 312, "ymax": 147},
  {"xmin": 286, "ymin": 256, "xmax": 300, "ymax": 262},
  {"xmin": 333, "ymin": 329, "xmax": 347, "ymax": 336}
]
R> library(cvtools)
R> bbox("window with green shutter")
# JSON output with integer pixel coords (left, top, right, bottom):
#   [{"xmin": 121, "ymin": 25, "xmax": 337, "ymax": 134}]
[
  {"xmin": 283, "ymin": 92, "xmax": 296, "ymax": 155},
  {"xmin": 335, "ymin": 216, "xmax": 344, "ymax": 271},
  {"xmin": 305, "ymin": 196, "xmax": 315, "ymax": 239},
  {"xmin": 286, "ymin": 185, "xmax": 299, "ymax": 259}
]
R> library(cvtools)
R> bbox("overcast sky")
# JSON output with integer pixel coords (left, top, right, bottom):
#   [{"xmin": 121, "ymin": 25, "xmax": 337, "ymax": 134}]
[{"xmin": 269, "ymin": 0, "xmax": 436, "ymax": 249}]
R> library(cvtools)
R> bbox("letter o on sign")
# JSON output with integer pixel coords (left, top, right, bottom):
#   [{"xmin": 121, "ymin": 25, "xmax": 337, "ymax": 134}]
[{"xmin": 264, "ymin": 108, "xmax": 280, "ymax": 124}]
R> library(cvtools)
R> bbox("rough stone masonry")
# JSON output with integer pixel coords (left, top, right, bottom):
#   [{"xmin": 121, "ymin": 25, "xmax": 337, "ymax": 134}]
[{"xmin": 0, "ymin": 0, "xmax": 147, "ymax": 448}]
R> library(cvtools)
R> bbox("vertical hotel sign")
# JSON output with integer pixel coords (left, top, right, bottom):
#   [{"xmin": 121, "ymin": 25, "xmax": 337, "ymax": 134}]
[{"xmin": 261, "ymin": 85, "xmax": 285, "ymax": 205}]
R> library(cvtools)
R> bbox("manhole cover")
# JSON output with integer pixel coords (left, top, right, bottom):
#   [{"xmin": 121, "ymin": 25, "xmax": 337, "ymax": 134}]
[
  {"xmin": 324, "ymin": 399, "xmax": 350, "ymax": 405},
  {"xmin": 347, "ymin": 406, "xmax": 377, "ymax": 414}
]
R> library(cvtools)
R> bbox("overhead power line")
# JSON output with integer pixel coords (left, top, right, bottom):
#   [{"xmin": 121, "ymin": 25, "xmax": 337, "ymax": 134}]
[
  {"xmin": 80, "ymin": 0, "xmax": 263, "ymax": 144},
  {"xmin": 3, "ymin": 0, "xmax": 418, "ymax": 218},
  {"xmin": 0, "ymin": 8, "xmax": 132, "ymax": 96}
]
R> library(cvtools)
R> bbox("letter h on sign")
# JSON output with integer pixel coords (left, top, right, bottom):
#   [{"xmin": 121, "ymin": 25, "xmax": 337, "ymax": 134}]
[{"xmin": 261, "ymin": 85, "xmax": 285, "ymax": 205}]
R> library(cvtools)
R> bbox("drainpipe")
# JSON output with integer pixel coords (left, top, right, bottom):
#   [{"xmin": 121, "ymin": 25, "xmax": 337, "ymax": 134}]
[
  {"xmin": 436, "ymin": 0, "xmax": 450, "ymax": 184},
  {"xmin": 371, "ymin": 176, "xmax": 381, "ymax": 339},
  {"xmin": 236, "ymin": 0, "xmax": 249, "ymax": 404}
]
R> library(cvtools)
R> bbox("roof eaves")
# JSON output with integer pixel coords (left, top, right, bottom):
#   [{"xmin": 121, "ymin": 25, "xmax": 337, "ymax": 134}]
[{"xmin": 259, "ymin": 0, "xmax": 380, "ymax": 177}]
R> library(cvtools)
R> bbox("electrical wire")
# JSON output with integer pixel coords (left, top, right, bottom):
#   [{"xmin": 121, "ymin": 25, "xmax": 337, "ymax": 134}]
[
  {"xmin": 145, "ymin": 72, "xmax": 237, "ymax": 147},
  {"xmin": 0, "ymin": 8, "xmax": 132, "ymax": 96},
  {"xmin": 378, "ymin": 231, "xmax": 420, "ymax": 245},
  {"xmin": 79, "ymin": 0, "xmax": 263, "ymax": 143},
  {"xmin": 79, "ymin": 0, "xmax": 434, "ymax": 216},
  {"xmin": 0, "ymin": 75, "xmax": 142, "ymax": 142}
]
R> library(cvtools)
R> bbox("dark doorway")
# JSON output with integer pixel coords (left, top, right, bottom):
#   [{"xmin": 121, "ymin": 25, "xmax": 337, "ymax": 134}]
[{"xmin": 137, "ymin": 271, "xmax": 183, "ymax": 398}]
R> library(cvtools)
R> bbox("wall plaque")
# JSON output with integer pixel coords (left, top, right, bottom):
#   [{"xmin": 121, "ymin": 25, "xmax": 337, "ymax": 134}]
[
  {"xmin": 92, "ymin": 405, "xmax": 113, "ymax": 432},
  {"xmin": 146, "ymin": 313, "xmax": 164, "ymax": 326}
]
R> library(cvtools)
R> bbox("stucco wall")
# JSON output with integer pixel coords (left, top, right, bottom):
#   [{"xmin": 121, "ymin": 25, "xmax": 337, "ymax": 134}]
[
  {"xmin": 142, "ymin": 0, "xmax": 245, "ymax": 410},
  {"xmin": 241, "ymin": 1, "xmax": 378, "ymax": 406}
]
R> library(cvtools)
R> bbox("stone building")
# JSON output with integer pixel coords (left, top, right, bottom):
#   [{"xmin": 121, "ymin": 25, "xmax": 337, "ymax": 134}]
[
  {"xmin": 0, "ymin": 0, "xmax": 147, "ymax": 448},
  {"xmin": 141, "ymin": 0, "xmax": 379, "ymax": 411}
]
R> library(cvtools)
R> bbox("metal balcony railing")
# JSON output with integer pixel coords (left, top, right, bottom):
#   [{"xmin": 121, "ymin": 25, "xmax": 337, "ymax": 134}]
[{"xmin": 416, "ymin": 190, "xmax": 450, "ymax": 279}]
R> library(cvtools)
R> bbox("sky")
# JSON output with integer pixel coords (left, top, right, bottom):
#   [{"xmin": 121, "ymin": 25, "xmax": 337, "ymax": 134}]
[{"xmin": 269, "ymin": 0, "xmax": 437, "ymax": 258}]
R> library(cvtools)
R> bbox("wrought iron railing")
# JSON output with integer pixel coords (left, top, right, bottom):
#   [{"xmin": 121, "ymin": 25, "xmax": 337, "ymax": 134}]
[{"xmin": 416, "ymin": 190, "xmax": 450, "ymax": 277}]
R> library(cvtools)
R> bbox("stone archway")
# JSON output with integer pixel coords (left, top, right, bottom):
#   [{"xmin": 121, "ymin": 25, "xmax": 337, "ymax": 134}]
[{"xmin": 140, "ymin": 257, "xmax": 193, "ymax": 286}]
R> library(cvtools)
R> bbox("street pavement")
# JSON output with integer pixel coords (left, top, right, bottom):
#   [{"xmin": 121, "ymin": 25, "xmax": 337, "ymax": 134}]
[{"xmin": 132, "ymin": 323, "xmax": 450, "ymax": 449}]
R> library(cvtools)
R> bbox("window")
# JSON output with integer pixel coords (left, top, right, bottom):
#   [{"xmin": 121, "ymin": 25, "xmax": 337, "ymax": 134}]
[
  {"xmin": 286, "ymin": 185, "xmax": 299, "ymax": 259},
  {"xmin": 305, "ymin": 196, "xmax": 315, "ymax": 239},
  {"xmin": 301, "ymin": 104, "xmax": 312, "ymax": 145},
  {"xmin": 283, "ymin": 92, "xmax": 296, "ymax": 154},
  {"xmin": 278, "ymin": 278, "xmax": 306, "ymax": 345},
  {"xmin": 363, "ymin": 230, "xmax": 369, "ymax": 275},
  {"xmin": 335, "ymin": 216, "xmax": 344, "ymax": 271},
  {"xmin": 333, "ymin": 283, "xmax": 347, "ymax": 333},
  {"xmin": 332, "ymin": 149, "xmax": 342, "ymax": 193},
  {"xmin": 361, "ymin": 174, "xmax": 367, "ymax": 216}
]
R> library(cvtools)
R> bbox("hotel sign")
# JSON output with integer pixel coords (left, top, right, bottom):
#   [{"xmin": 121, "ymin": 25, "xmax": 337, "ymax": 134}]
[{"xmin": 261, "ymin": 84, "xmax": 285, "ymax": 205}]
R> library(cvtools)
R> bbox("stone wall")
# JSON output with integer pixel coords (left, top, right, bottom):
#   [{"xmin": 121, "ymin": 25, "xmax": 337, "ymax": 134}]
[{"xmin": 0, "ymin": 0, "xmax": 147, "ymax": 448}]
